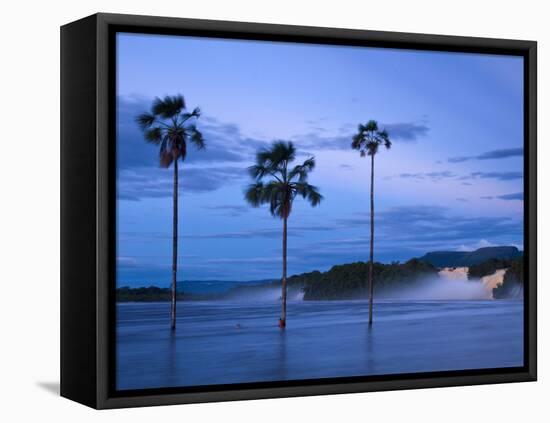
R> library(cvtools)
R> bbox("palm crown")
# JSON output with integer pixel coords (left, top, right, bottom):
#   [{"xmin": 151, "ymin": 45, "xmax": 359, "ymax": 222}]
[
  {"xmin": 245, "ymin": 141, "xmax": 322, "ymax": 218},
  {"xmin": 351, "ymin": 120, "xmax": 391, "ymax": 156},
  {"xmin": 136, "ymin": 95, "xmax": 205, "ymax": 167}
]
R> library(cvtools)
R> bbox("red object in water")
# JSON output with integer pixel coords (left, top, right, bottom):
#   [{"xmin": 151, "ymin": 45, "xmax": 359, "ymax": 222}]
[{"xmin": 278, "ymin": 319, "xmax": 286, "ymax": 328}]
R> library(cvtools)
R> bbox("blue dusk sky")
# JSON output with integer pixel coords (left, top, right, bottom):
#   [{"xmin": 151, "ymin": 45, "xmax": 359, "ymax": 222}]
[{"xmin": 116, "ymin": 32, "xmax": 524, "ymax": 286}]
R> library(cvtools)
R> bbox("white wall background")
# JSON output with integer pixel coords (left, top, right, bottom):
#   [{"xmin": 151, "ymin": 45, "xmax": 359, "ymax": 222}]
[{"xmin": 0, "ymin": 0, "xmax": 547, "ymax": 420}]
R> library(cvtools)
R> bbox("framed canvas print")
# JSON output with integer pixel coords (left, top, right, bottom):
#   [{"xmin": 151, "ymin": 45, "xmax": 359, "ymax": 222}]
[{"xmin": 60, "ymin": 13, "xmax": 537, "ymax": 409}]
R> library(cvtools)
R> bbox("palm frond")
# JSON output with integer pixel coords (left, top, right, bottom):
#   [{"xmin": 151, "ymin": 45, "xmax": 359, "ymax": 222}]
[
  {"xmin": 367, "ymin": 141, "xmax": 379, "ymax": 156},
  {"xmin": 248, "ymin": 164, "xmax": 268, "ymax": 180},
  {"xmin": 351, "ymin": 132, "xmax": 364, "ymax": 150},
  {"xmin": 294, "ymin": 183, "xmax": 323, "ymax": 207},
  {"xmin": 136, "ymin": 95, "xmax": 206, "ymax": 167},
  {"xmin": 180, "ymin": 106, "xmax": 201, "ymax": 124},
  {"xmin": 187, "ymin": 125, "xmax": 205, "ymax": 150},
  {"xmin": 351, "ymin": 120, "xmax": 392, "ymax": 157},
  {"xmin": 365, "ymin": 120, "xmax": 378, "ymax": 132},
  {"xmin": 288, "ymin": 157, "xmax": 316, "ymax": 182},
  {"xmin": 144, "ymin": 127, "xmax": 163, "ymax": 144},
  {"xmin": 136, "ymin": 113, "xmax": 156, "ymax": 129},
  {"xmin": 191, "ymin": 107, "xmax": 201, "ymax": 118},
  {"xmin": 270, "ymin": 141, "xmax": 296, "ymax": 167},
  {"xmin": 265, "ymin": 183, "xmax": 289, "ymax": 218},
  {"xmin": 152, "ymin": 95, "xmax": 185, "ymax": 118},
  {"xmin": 244, "ymin": 182, "xmax": 266, "ymax": 207},
  {"xmin": 246, "ymin": 141, "xmax": 320, "ymax": 219}
]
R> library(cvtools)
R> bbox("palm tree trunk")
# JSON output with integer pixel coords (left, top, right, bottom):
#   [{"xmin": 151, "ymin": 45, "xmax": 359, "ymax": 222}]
[
  {"xmin": 279, "ymin": 216, "xmax": 288, "ymax": 328},
  {"xmin": 171, "ymin": 159, "xmax": 178, "ymax": 331},
  {"xmin": 368, "ymin": 153, "xmax": 375, "ymax": 326}
]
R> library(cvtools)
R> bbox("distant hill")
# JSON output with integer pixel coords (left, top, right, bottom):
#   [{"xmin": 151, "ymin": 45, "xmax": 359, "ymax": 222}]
[{"xmin": 418, "ymin": 246, "xmax": 522, "ymax": 268}]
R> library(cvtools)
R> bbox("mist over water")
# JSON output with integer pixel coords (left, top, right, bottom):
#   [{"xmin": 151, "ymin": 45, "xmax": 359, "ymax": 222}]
[
  {"xmin": 379, "ymin": 268, "xmax": 496, "ymax": 301},
  {"xmin": 202, "ymin": 267, "xmax": 505, "ymax": 303},
  {"xmin": 221, "ymin": 285, "xmax": 304, "ymax": 303},
  {"xmin": 222, "ymin": 284, "xmax": 304, "ymax": 303},
  {"xmin": 379, "ymin": 276, "xmax": 491, "ymax": 300}
]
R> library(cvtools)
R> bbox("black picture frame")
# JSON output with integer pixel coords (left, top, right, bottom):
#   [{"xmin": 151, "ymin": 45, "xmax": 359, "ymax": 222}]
[{"xmin": 60, "ymin": 12, "xmax": 537, "ymax": 409}]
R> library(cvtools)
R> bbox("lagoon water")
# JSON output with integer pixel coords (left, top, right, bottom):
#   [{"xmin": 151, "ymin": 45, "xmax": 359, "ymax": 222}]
[{"xmin": 116, "ymin": 300, "xmax": 523, "ymax": 390}]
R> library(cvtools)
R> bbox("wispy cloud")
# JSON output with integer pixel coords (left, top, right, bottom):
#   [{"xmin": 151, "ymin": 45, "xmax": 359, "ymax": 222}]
[
  {"xmin": 117, "ymin": 96, "xmax": 269, "ymax": 170},
  {"xmin": 284, "ymin": 203, "xmax": 523, "ymax": 267},
  {"xmin": 182, "ymin": 223, "xmax": 336, "ymax": 240},
  {"xmin": 334, "ymin": 205, "xmax": 523, "ymax": 252},
  {"xmin": 395, "ymin": 169, "xmax": 522, "ymax": 183},
  {"xmin": 120, "ymin": 223, "xmax": 337, "ymax": 241},
  {"xmin": 398, "ymin": 171, "xmax": 456, "ymax": 182},
  {"xmin": 202, "ymin": 204, "xmax": 250, "ymax": 217},
  {"xmin": 463, "ymin": 171, "xmax": 523, "ymax": 181},
  {"xmin": 117, "ymin": 165, "xmax": 247, "ymax": 200},
  {"xmin": 297, "ymin": 120, "xmax": 429, "ymax": 151},
  {"xmin": 448, "ymin": 148, "xmax": 523, "ymax": 163},
  {"xmin": 480, "ymin": 192, "xmax": 523, "ymax": 201},
  {"xmin": 382, "ymin": 122, "xmax": 429, "ymax": 142}
]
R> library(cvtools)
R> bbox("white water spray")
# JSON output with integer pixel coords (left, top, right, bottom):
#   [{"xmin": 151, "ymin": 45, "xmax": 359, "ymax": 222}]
[{"xmin": 380, "ymin": 267, "xmax": 507, "ymax": 300}]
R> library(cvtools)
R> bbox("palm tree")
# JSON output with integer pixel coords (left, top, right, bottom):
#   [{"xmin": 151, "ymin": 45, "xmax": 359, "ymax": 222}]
[
  {"xmin": 351, "ymin": 120, "xmax": 391, "ymax": 326},
  {"xmin": 245, "ymin": 141, "xmax": 322, "ymax": 328},
  {"xmin": 136, "ymin": 95, "xmax": 205, "ymax": 330}
]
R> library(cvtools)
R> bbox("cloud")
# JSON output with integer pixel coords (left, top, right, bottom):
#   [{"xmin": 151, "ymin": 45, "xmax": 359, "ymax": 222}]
[
  {"xmin": 119, "ymin": 205, "xmax": 524, "ymax": 280},
  {"xmin": 117, "ymin": 96, "xmax": 268, "ymax": 170},
  {"xmin": 117, "ymin": 165, "xmax": 247, "ymax": 200},
  {"xmin": 382, "ymin": 122, "xmax": 429, "ymax": 142},
  {"xmin": 202, "ymin": 204, "xmax": 250, "ymax": 217},
  {"xmin": 182, "ymin": 223, "xmax": 336, "ymax": 240},
  {"xmin": 448, "ymin": 148, "xmax": 523, "ymax": 163},
  {"xmin": 119, "ymin": 96, "xmax": 430, "ymax": 174},
  {"xmin": 334, "ymin": 205, "xmax": 523, "ymax": 253},
  {"xmin": 481, "ymin": 192, "xmax": 523, "ymax": 201},
  {"xmin": 396, "ymin": 170, "xmax": 523, "ymax": 183},
  {"xmin": 261, "ymin": 205, "xmax": 524, "ymax": 271},
  {"xmin": 117, "ymin": 256, "xmax": 139, "ymax": 268},
  {"xmin": 498, "ymin": 192, "xmax": 524, "ymax": 200},
  {"xmin": 296, "ymin": 120, "xmax": 429, "ymax": 151},
  {"xmin": 120, "ymin": 223, "xmax": 338, "ymax": 241},
  {"xmin": 465, "ymin": 171, "xmax": 523, "ymax": 181},
  {"xmin": 456, "ymin": 239, "xmax": 498, "ymax": 252},
  {"xmin": 398, "ymin": 171, "xmax": 456, "ymax": 182},
  {"xmin": 204, "ymin": 256, "xmax": 286, "ymax": 265}
]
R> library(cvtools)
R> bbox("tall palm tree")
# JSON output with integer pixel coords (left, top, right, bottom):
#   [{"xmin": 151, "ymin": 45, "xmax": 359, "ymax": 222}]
[
  {"xmin": 136, "ymin": 95, "xmax": 205, "ymax": 330},
  {"xmin": 245, "ymin": 141, "xmax": 322, "ymax": 328},
  {"xmin": 351, "ymin": 120, "xmax": 391, "ymax": 326}
]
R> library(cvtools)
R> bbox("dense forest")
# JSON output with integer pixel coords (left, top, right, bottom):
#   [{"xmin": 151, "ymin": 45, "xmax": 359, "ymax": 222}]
[
  {"xmin": 467, "ymin": 257, "xmax": 520, "ymax": 280},
  {"xmin": 492, "ymin": 258, "xmax": 524, "ymax": 299},
  {"xmin": 463, "ymin": 256, "xmax": 524, "ymax": 299},
  {"xmin": 117, "ymin": 286, "xmax": 192, "ymax": 302},
  {"xmin": 301, "ymin": 259, "xmax": 438, "ymax": 300}
]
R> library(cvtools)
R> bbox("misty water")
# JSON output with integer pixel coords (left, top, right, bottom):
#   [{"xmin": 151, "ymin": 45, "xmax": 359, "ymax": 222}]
[{"xmin": 116, "ymin": 299, "xmax": 523, "ymax": 390}]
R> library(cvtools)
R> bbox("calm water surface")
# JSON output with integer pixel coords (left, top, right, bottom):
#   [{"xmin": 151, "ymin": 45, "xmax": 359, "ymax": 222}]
[{"xmin": 116, "ymin": 300, "xmax": 523, "ymax": 390}]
